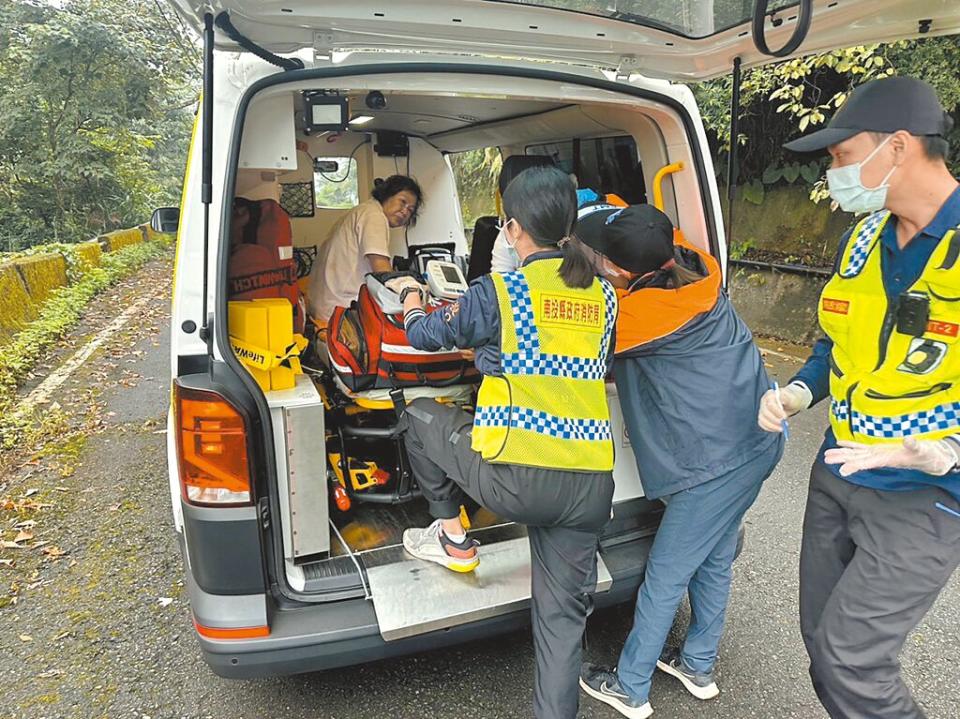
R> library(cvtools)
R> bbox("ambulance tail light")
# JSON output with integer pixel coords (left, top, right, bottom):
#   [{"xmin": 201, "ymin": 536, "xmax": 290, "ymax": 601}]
[{"xmin": 174, "ymin": 381, "xmax": 253, "ymax": 506}]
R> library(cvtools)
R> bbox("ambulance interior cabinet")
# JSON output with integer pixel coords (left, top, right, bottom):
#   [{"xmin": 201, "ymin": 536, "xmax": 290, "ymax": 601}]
[{"xmin": 267, "ymin": 375, "xmax": 329, "ymax": 559}]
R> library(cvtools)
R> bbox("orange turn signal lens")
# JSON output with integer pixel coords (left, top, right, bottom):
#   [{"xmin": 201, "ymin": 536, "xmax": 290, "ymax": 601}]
[
  {"xmin": 193, "ymin": 618, "xmax": 269, "ymax": 640},
  {"xmin": 174, "ymin": 382, "xmax": 253, "ymax": 506}
]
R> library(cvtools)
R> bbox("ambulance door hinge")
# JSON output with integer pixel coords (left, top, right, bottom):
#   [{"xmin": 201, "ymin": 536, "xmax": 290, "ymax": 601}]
[
  {"xmin": 313, "ymin": 32, "xmax": 337, "ymax": 63},
  {"xmin": 258, "ymin": 497, "xmax": 271, "ymax": 530},
  {"xmin": 615, "ymin": 55, "xmax": 640, "ymax": 82}
]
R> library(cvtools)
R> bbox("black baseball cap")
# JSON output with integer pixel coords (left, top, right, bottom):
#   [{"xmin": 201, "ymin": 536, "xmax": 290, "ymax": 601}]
[
  {"xmin": 783, "ymin": 76, "xmax": 953, "ymax": 153},
  {"xmin": 574, "ymin": 204, "xmax": 674, "ymax": 275}
]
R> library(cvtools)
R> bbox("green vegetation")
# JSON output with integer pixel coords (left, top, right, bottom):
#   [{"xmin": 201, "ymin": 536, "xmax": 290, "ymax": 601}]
[
  {"xmin": 450, "ymin": 148, "xmax": 501, "ymax": 229},
  {"xmin": 0, "ymin": 237, "xmax": 171, "ymax": 446},
  {"xmin": 315, "ymin": 159, "xmax": 360, "ymax": 209},
  {"xmin": 692, "ymin": 38, "xmax": 960, "ymax": 202},
  {"xmin": 0, "ymin": 0, "xmax": 196, "ymax": 250}
]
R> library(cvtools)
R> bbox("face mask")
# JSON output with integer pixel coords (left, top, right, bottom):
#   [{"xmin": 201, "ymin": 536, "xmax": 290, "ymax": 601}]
[
  {"xmin": 826, "ymin": 135, "xmax": 897, "ymax": 213},
  {"xmin": 498, "ymin": 218, "xmax": 518, "ymax": 249}
]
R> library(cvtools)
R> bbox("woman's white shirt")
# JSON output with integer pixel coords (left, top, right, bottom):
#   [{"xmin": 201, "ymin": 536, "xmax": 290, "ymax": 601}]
[{"xmin": 308, "ymin": 199, "xmax": 390, "ymax": 322}]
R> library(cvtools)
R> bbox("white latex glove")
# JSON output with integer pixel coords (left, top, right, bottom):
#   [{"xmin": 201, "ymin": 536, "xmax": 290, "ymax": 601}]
[
  {"xmin": 824, "ymin": 437, "xmax": 960, "ymax": 477},
  {"xmin": 757, "ymin": 382, "xmax": 812, "ymax": 433},
  {"xmin": 384, "ymin": 276, "xmax": 426, "ymax": 297}
]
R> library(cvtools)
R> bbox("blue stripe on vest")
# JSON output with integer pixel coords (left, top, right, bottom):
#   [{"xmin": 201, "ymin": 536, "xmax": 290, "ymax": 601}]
[
  {"xmin": 501, "ymin": 353, "xmax": 607, "ymax": 379},
  {"xmin": 474, "ymin": 406, "xmax": 612, "ymax": 441},
  {"xmin": 840, "ymin": 211, "xmax": 889, "ymax": 279},
  {"xmin": 831, "ymin": 398, "xmax": 960, "ymax": 438},
  {"xmin": 501, "ymin": 271, "xmax": 540, "ymax": 354},
  {"xmin": 599, "ymin": 276, "xmax": 617, "ymax": 344}
]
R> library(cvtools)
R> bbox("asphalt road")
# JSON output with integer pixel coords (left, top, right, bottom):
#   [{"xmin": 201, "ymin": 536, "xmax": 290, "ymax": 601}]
[{"xmin": 1, "ymin": 262, "xmax": 958, "ymax": 719}]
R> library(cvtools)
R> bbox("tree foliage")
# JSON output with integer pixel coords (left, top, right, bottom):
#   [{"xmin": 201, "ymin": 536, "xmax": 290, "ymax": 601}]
[
  {"xmin": 450, "ymin": 148, "xmax": 501, "ymax": 227},
  {"xmin": 0, "ymin": 0, "xmax": 198, "ymax": 249},
  {"xmin": 692, "ymin": 36, "xmax": 960, "ymax": 203}
]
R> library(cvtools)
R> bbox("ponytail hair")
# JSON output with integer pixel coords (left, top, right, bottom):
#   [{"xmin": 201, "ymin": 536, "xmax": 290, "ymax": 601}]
[
  {"xmin": 665, "ymin": 262, "xmax": 704, "ymax": 289},
  {"xmin": 558, "ymin": 235, "xmax": 598, "ymax": 289},
  {"xmin": 501, "ymin": 166, "xmax": 595, "ymax": 289}
]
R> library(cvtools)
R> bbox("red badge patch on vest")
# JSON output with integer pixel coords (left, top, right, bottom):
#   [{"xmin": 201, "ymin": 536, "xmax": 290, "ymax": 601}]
[
  {"xmin": 926, "ymin": 320, "xmax": 959, "ymax": 338},
  {"xmin": 822, "ymin": 298, "xmax": 850, "ymax": 315}
]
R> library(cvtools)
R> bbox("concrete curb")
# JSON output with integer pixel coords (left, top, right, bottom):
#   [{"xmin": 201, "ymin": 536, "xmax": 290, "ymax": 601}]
[
  {"xmin": 0, "ymin": 263, "xmax": 37, "ymax": 340},
  {"xmin": 16, "ymin": 253, "xmax": 69, "ymax": 306},
  {"xmin": 0, "ymin": 224, "xmax": 151, "ymax": 345},
  {"xmin": 99, "ymin": 226, "xmax": 146, "ymax": 253},
  {"xmin": 75, "ymin": 241, "xmax": 103, "ymax": 274}
]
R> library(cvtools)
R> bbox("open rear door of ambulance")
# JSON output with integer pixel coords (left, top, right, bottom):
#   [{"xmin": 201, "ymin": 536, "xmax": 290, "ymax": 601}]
[
  {"xmin": 166, "ymin": 1, "xmax": 960, "ymax": 80},
  {"xmin": 164, "ymin": 0, "xmax": 960, "ymax": 642}
]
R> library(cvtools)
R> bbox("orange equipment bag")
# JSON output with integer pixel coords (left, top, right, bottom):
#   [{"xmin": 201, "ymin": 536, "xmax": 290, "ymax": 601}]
[
  {"xmin": 228, "ymin": 198, "xmax": 306, "ymax": 334},
  {"xmin": 327, "ymin": 274, "xmax": 480, "ymax": 393}
]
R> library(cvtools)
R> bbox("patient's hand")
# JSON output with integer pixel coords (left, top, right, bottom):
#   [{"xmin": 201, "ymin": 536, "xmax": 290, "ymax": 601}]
[{"xmin": 385, "ymin": 276, "xmax": 424, "ymax": 295}]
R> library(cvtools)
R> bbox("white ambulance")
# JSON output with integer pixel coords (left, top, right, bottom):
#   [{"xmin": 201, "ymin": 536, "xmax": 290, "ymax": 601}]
[{"xmin": 159, "ymin": 0, "xmax": 959, "ymax": 677}]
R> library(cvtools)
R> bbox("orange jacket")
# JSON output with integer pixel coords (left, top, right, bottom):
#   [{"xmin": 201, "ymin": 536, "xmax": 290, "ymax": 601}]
[{"xmin": 615, "ymin": 230, "xmax": 721, "ymax": 355}]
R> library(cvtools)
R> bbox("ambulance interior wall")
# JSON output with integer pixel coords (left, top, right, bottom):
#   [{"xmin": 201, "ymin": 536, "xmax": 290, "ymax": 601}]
[
  {"xmin": 251, "ymin": 126, "xmax": 468, "ymax": 259},
  {"xmin": 369, "ymin": 137, "xmax": 468, "ymax": 258},
  {"xmin": 437, "ymin": 101, "xmax": 705, "ymax": 255},
  {"xmin": 286, "ymin": 134, "xmax": 373, "ymax": 251}
]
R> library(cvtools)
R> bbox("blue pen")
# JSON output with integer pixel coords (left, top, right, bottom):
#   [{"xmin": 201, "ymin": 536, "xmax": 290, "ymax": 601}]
[
  {"xmin": 772, "ymin": 381, "xmax": 790, "ymax": 441},
  {"xmin": 935, "ymin": 502, "xmax": 960, "ymax": 519}
]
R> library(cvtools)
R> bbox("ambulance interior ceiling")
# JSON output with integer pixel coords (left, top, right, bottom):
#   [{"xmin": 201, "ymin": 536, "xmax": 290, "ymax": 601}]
[
  {"xmin": 240, "ymin": 87, "xmax": 689, "ymax": 252},
  {"xmin": 293, "ymin": 91, "xmax": 570, "ymax": 139}
]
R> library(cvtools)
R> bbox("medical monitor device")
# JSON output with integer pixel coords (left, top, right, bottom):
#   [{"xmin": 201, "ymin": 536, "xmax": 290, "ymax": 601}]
[{"xmin": 425, "ymin": 260, "xmax": 469, "ymax": 300}]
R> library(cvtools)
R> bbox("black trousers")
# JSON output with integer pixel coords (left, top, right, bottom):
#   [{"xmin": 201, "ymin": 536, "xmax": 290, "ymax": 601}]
[
  {"xmin": 401, "ymin": 398, "xmax": 614, "ymax": 719},
  {"xmin": 799, "ymin": 461, "xmax": 960, "ymax": 719}
]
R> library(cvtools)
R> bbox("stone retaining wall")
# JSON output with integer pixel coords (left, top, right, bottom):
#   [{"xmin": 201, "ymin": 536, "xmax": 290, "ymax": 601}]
[
  {"xmin": 729, "ymin": 262, "xmax": 827, "ymax": 345},
  {"xmin": 0, "ymin": 223, "xmax": 156, "ymax": 344}
]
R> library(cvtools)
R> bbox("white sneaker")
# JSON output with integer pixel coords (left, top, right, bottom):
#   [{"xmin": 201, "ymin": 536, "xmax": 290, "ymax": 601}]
[{"xmin": 402, "ymin": 519, "xmax": 480, "ymax": 573}]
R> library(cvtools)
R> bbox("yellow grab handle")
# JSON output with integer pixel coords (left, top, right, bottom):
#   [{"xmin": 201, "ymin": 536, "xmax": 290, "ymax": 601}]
[{"xmin": 652, "ymin": 161, "xmax": 684, "ymax": 212}]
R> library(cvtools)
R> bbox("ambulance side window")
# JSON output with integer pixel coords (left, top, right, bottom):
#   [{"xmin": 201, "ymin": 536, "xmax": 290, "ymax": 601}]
[
  {"xmin": 315, "ymin": 158, "xmax": 360, "ymax": 209},
  {"xmin": 526, "ymin": 136, "xmax": 647, "ymax": 205}
]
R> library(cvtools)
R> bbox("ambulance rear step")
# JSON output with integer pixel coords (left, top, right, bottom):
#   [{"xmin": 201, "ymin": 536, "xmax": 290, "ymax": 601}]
[{"xmin": 365, "ymin": 526, "xmax": 612, "ymax": 641}]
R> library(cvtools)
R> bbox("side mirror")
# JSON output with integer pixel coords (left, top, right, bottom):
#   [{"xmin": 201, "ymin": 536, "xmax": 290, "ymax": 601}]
[{"xmin": 151, "ymin": 206, "xmax": 180, "ymax": 234}]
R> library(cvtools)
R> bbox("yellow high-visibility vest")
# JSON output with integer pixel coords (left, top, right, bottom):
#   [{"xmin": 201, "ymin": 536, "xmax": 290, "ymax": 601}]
[
  {"xmin": 472, "ymin": 258, "xmax": 617, "ymax": 471},
  {"xmin": 818, "ymin": 210, "xmax": 960, "ymax": 443}
]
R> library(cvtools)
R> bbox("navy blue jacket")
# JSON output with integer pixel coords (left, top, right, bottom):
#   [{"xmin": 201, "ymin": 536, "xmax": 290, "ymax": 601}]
[{"xmin": 614, "ymin": 291, "xmax": 782, "ymax": 499}]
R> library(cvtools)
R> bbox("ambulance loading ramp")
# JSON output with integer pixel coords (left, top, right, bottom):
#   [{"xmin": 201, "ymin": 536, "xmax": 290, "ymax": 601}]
[{"xmin": 366, "ymin": 526, "xmax": 612, "ymax": 641}]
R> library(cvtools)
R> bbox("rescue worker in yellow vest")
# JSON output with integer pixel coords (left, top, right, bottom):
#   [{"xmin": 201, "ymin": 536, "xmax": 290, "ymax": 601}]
[
  {"xmin": 758, "ymin": 77, "xmax": 960, "ymax": 719},
  {"xmin": 391, "ymin": 166, "xmax": 617, "ymax": 719}
]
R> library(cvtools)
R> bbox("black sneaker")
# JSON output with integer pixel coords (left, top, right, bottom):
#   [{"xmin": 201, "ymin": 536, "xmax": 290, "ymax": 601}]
[
  {"xmin": 579, "ymin": 663, "xmax": 653, "ymax": 719},
  {"xmin": 655, "ymin": 648, "xmax": 719, "ymax": 700}
]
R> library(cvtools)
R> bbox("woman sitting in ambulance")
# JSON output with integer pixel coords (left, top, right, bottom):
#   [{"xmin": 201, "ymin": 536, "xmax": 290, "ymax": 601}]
[
  {"xmin": 572, "ymin": 205, "xmax": 784, "ymax": 719},
  {"xmin": 306, "ymin": 174, "xmax": 423, "ymax": 323}
]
